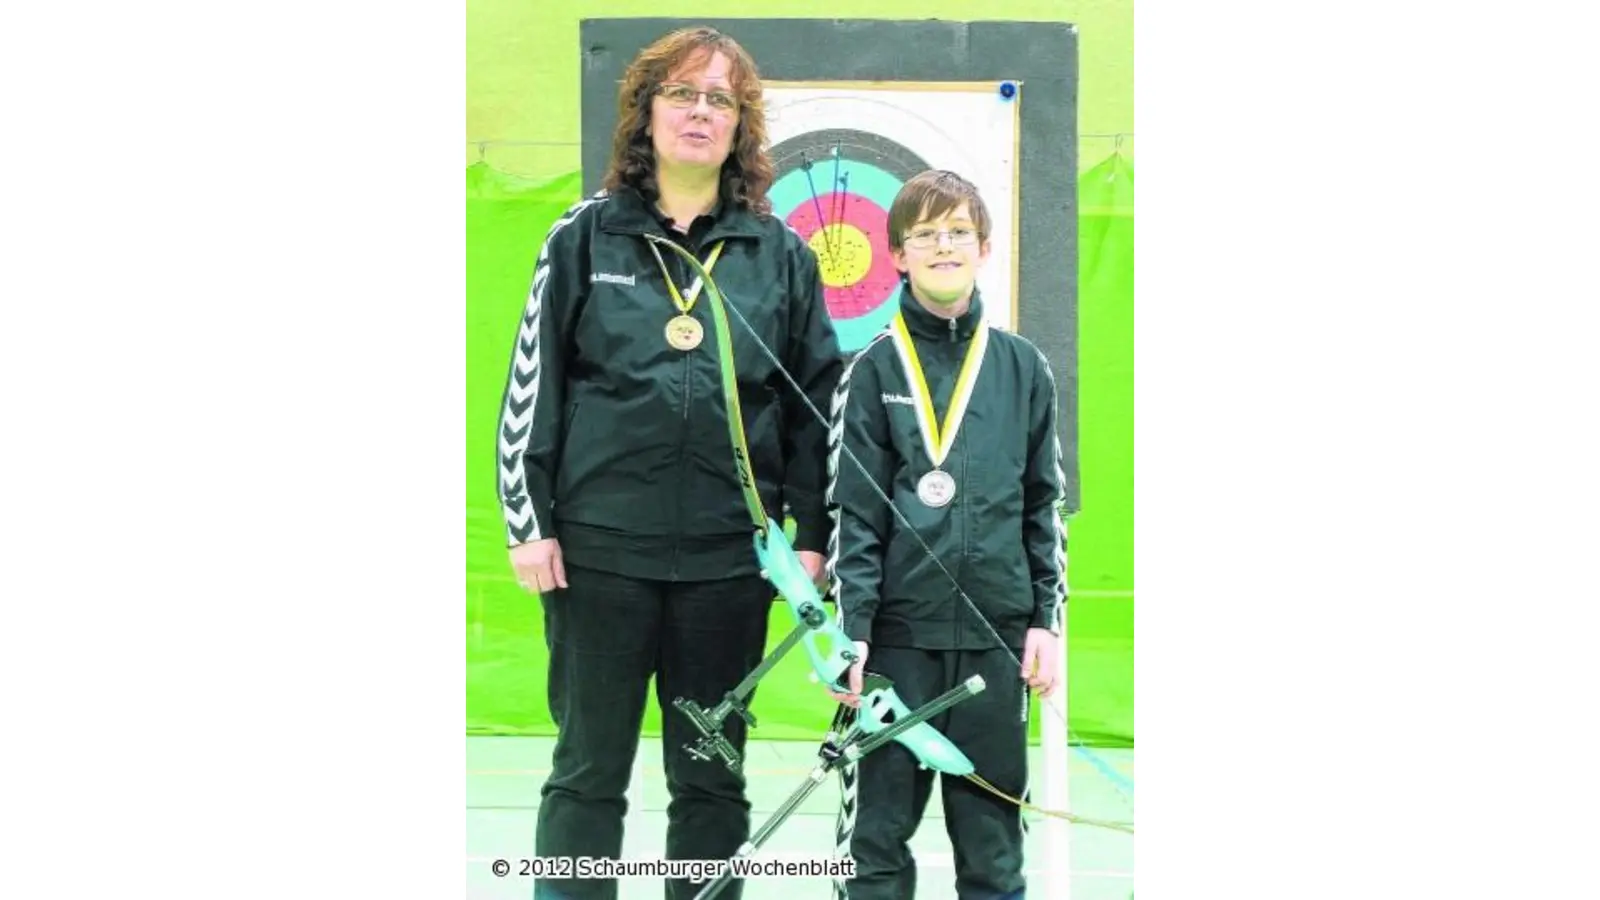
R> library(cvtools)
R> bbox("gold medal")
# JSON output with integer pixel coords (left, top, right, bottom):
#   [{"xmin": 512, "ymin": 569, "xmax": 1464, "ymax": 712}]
[
  {"xmin": 665, "ymin": 314, "xmax": 704, "ymax": 351},
  {"xmin": 647, "ymin": 238, "xmax": 725, "ymax": 355}
]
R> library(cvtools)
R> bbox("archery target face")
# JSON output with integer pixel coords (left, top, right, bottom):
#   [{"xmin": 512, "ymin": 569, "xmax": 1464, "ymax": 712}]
[{"xmin": 765, "ymin": 84, "xmax": 1020, "ymax": 353}]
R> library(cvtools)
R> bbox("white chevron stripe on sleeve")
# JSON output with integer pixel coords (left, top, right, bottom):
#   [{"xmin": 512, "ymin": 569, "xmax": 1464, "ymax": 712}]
[
  {"xmin": 824, "ymin": 330, "xmax": 894, "ymax": 632},
  {"xmin": 832, "ymin": 758, "xmax": 859, "ymax": 900},
  {"xmin": 497, "ymin": 192, "xmax": 606, "ymax": 545}
]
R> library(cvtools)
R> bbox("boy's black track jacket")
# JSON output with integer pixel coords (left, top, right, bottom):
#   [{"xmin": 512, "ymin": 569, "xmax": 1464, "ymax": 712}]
[
  {"xmin": 828, "ymin": 288, "xmax": 1067, "ymax": 651},
  {"xmin": 496, "ymin": 186, "xmax": 843, "ymax": 581}
]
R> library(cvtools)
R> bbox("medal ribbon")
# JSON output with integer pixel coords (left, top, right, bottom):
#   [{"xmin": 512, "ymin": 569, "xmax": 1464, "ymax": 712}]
[
  {"xmin": 888, "ymin": 312, "xmax": 990, "ymax": 470},
  {"xmin": 647, "ymin": 239, "xmax": 726, "ymax": 314}
]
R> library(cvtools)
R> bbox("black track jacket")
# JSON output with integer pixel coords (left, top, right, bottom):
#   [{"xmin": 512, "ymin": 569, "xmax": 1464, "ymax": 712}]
[
  {"xmin": 827, "ymin": 288, "xmax": 1067, "ymax": 650},
  {"xmin": 496, "ymin": 186, "xmax": 843, "ymax": 581}
]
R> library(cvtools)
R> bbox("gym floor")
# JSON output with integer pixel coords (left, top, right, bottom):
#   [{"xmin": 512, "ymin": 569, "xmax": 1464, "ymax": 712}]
[{"xmin": 467, "ymin": 736, "xmax": 1133, "ymax": 899}]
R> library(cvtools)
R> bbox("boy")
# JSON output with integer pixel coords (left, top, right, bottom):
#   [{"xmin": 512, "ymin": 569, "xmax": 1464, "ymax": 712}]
[{"xmin": 826, "ymin": 170, "xmax": 1067, "ymax": 900}]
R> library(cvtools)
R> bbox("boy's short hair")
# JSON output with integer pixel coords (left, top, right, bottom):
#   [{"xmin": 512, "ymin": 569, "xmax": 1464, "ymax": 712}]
[{"xmin": 886, "ymin": 170, "xmax": 992, "ymax": 253}]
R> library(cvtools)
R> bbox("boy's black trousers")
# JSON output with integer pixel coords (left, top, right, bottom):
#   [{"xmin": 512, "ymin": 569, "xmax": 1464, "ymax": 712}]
[
  {"xmin": 531, "ymin": 563, "xmax": 773, "ymax": 900},
  {"xmin": 840, "ymin": 645, "xmax": 1031, "ymax": 900}
]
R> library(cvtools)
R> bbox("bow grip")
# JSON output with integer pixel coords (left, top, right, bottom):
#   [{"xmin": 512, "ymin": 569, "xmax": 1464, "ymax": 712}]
[{"xmin": 752, "ymin": 519, "xmax": 856, "ymax": 691}]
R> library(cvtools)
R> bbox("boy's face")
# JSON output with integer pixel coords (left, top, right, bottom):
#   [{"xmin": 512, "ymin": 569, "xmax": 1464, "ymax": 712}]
[{"xmin": 891, "ymin": 202, "xmax": 991, "ymax": 307}]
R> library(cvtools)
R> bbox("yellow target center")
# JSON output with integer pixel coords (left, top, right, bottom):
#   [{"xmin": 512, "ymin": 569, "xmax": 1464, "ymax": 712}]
[{"xmin": 808, "ymin": 224, "xmax": 873, "ymax": 287}]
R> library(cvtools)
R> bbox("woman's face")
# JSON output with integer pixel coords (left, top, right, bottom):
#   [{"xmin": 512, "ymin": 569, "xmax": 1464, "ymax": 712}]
[{"xmin": 649, "ymin": 50, "xmax": 741, "ymax": 174}]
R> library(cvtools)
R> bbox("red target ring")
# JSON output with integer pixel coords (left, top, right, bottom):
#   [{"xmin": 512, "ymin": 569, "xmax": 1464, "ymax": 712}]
[{"xmin": 784, "ymin": 192, "xmax": 902, "ymax": 321}]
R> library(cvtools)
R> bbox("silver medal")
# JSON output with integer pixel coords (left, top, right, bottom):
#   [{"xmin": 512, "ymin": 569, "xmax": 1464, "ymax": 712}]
[{"xmin": 916, "ymin": 469, "xmax": 957, "ymax": 508}]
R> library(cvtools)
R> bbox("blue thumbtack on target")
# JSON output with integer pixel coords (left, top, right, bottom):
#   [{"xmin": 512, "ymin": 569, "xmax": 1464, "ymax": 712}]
[{"xmin": 999, "ymin": 81, "xmax": 1017, "ymax": 100}]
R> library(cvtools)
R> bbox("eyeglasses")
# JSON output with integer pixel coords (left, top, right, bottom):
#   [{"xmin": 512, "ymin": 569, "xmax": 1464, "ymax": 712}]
[
  {"xmin": 656, "ymin": 83, "xmax": 739, "ymax": 113},
  {"xmin": 903, "ymin": 227, "xmax": 981, "ymax": 249}
]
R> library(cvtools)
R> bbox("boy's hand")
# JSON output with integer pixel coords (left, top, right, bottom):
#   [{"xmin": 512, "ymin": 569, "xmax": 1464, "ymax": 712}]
[
  {"xmin": 1021, "ymin": 628, "xmax": 1061, "ymax": 698},
  {"xmin": 827, "ymin": 641, "xmax": 870, "ymax": 708}
]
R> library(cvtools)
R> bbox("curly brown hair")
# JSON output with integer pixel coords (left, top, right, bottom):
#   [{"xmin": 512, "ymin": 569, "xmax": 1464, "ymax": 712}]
[{"xmin": 601, "ymin": 26, "xmax": 775, "ymax": 215}]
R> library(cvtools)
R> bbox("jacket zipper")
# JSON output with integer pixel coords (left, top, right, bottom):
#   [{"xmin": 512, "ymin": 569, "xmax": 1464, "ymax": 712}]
[
  {"xmin": 670, "ymin": 244, "xmax": 694, "ymax": 580},
  {"xmin": 950, "ymin": 316, "xmax": 963, "ymax": 645}
]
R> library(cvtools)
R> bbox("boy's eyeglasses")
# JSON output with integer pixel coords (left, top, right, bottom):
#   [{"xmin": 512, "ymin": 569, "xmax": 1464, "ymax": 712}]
[
  {"xmin": 656, "ymin": 83, "xmax": 739, "ymax": 113},
  {"xmin": 903, "ymin": 227, "xmax": 981, "ymax": 249}
]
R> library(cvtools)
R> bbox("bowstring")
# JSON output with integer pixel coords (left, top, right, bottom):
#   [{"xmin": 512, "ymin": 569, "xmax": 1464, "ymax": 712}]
[
  {"xmin": 709, "ymin": 282, "xmax": 1133, "ymax": 809},
  {"xmin": 643, "ymin": 233, "xmax": 1134, "ymax": 822},
  {"xmin": 966, "ymin": 774, "xmax": 1133, "ymax": 834}
]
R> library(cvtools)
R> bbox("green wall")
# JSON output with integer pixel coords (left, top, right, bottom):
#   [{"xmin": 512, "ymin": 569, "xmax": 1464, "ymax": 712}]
[{"xmin": 467, "ymin": 1, "xmax": 1133, "ymax": 180}]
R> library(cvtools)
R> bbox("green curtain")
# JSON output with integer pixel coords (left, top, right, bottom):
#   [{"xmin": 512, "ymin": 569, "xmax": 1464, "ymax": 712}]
[
  {"xmin": 1063, "ymin": 152, "xmax": 1135, "ymax": 746},
  {"xmin": 465, "ymin": 164, "xmax": 581, "ymax": 734},
  {"xmin": 466, "ymin": 156, "xmax": 1134, "ymax": 746}
]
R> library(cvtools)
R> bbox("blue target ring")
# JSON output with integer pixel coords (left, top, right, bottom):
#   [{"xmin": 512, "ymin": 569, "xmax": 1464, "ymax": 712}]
[{"xmin": 768, "ymin": 129, "xmax": 932, "ymax": 354}]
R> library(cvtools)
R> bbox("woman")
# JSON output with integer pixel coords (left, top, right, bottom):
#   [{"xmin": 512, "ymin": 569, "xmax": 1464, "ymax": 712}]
[{"xmin": 494, "ymin": 25, "xmax": 842, "ymax": 900}]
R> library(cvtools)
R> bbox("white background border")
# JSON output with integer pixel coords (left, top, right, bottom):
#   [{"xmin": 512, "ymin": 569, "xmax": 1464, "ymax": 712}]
[{"xmin": 4, "ymin": 5, "xmax": 1599, "ymax": 899}]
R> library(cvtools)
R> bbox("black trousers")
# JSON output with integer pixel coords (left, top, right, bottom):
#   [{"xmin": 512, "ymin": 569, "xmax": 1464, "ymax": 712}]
[
  {"xmin": 840, "ymin": 646, "xmax": 1030, "ymax": 900},
  {"xmin": 533, "ymin": 564, "xmax": 772, "ymax": 900}
]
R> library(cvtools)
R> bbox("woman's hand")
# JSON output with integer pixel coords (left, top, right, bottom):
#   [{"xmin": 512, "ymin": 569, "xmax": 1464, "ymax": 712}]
[{"xmin": 510, "ymin": 538, "xmax": 567, "ymax": 593}]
